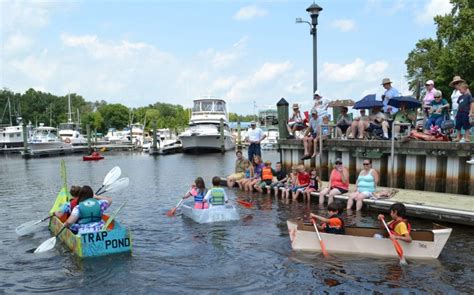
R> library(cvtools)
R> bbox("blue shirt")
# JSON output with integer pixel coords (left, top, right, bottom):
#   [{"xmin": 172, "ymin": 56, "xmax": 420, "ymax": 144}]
[{"xmin": 383, "ymin": 87, "xmax": 400, "ymax": 114}]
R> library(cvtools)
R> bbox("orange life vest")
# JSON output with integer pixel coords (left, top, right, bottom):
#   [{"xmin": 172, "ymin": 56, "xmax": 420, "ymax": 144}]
[
  {"xmin": 261, "ymin": 167, "xmax": 273, "ymax": 181},
  {"xmin": 388, "ymin": 219, "xmax": 411, "ymax": 236}
]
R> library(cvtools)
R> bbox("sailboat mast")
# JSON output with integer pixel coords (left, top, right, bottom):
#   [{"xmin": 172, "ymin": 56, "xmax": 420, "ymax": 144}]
[
  {"xmin": 67, "ymin": 92, "xmax": 72, "ymax": 123},
  {"xmin": 8, "ymin": 97, "xmax": 12, "ymax": 125}
]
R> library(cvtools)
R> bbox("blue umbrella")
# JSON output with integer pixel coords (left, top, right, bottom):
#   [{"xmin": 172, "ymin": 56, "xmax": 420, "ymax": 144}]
[
  {"xmin": 353, "ymin": 94, "xmax": 384, "ymax": 110},
  {"xmin": 388, "ymin": 96, "xmax": 421, "ymax": 109}
]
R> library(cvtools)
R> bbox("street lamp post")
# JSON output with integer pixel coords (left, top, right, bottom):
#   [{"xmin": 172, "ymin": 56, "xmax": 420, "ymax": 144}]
[{"xmin": 296, "ymin": 3, "xmax": 323, "ymax": 93}]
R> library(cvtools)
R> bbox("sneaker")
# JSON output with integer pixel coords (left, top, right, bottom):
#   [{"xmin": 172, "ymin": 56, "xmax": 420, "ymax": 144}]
[{"xmin": 459, "ymin": 138, "xmax": 466, "ymax": 143}]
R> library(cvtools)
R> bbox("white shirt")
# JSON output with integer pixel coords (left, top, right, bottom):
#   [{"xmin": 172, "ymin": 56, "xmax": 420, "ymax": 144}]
[
  {"xmin": 451, "ymin": 89, "xmax": 461, "ymax": 114},
  {"xmin": 245, "ymin": 127, "xmax": 264, "ymax": 143}
]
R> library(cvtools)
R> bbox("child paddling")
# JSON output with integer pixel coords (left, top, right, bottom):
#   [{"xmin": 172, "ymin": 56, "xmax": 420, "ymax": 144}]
[
  {"xmin": 310, "ymin": 202, "xmax": 345, "ymax": 235},
  {"xmin": 378, "ymin": 202, "xmax": 412, "ymax": 243}
]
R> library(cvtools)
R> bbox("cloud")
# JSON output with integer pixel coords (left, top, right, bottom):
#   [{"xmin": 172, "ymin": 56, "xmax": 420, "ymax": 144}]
[
  {"xmin": 4, "ymin": 33, "xmax": 34, "ymax": 53},
  {"xmin": 233, "ymin": 5, "xmax": 267, "ymax": 20},
  {"xmin": 253, "ymin": 62, "xmax": 292, "ymax": 82},
  {"xmin": 331, "ymin": 19, "xmax": 356, "ymax": 32},
  {"xmin": 321, "ymin": 58, "xmax": 388, "ymax": 82},
  {"xmin": 198, "ymin": 35, "xmax": 248, "ymax": 69},
  {"xmin": 416, "ymin": 0, "xmax": 452, "ymax": 25}
]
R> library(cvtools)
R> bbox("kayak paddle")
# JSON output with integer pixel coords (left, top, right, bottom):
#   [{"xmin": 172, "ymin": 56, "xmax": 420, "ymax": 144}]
[
  {"xmin": 101, "ymin": 177, "xmax": 129, "ymax": 194},
  {"xmin": 96, "ymin": 166, "xmax": 121, "ymax": 195},
  {"xmin": 312, "ymin": 217, "xmax": 329, "ymax": 257},
  {"xmin": 34, "ymin": 226, "xmax": 67, "ymax": 253},
  {"xmin": 382, "ymin": 218, "xmax": 407, "ymax": 265},
  {"xmin": 236, "ymin": 199, "xmax": 253, "ymax": 208},
  {"xmin": 167, "ymin": 198, "xmax": 185, "ymax": 217},
  {"xmin": 102, "ymin": 201, "xmax": 127, "ymax": 231},
  {"xmin": 15, "ymin": 216, "xmax": 52, "ymax": 236}
]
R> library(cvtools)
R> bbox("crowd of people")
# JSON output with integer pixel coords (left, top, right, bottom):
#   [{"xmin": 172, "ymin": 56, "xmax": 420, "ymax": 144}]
[{"xmin": 286, "ymin": 76, "xmax": 473, "ymax": 150}]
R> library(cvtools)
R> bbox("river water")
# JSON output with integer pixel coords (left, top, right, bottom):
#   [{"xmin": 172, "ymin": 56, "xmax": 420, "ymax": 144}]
[{"xmin": 0, "ymin": 151, "xmax": 473, "ymax": 294}]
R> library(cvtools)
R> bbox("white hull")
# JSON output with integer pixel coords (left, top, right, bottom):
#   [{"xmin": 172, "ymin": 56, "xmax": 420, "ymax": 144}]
[
  {"xmin": 29, "ymin": 142, "xmax": 72, "ymax": 151},
  {"xmin": 287, "ymin": 220, "xmax": 451, "ymax": 259},
  {"xmin": 181, "ymin": 201, "xmax": 239, "ymax": 223},
  {"xmin": 180, "ymin": 134, "xmax": 234, "ymax": 152}
]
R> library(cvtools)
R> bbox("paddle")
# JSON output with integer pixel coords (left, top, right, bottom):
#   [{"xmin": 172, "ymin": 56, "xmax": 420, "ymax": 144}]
[
  {"xmin": 381, "ymin": 218, "xmax": 407, "ymax": 265},
  {"xmin": 102, "ymin": 201, "xmax": 127, "ymax": 230},
  {"xmin": 34, "ymin": 226, "xmax": 67, "ymax": 253},
  {"xmin": 312, "ymin": 217, "xmax": 329, "ymax": 257},
  {"xmin": 236, "ymin": 199, "xmax": 253, "ymax": 208},
  {"xmin": 96, "ymin": 166, "xmax": 121, "ymax": 195},
  {"xmin": 167, "ymin": 198, "xmax": 185, "ymax": 217},
  {"xmin": 15, "ymin": 216, "xmax": 52, "ymax": 236}
]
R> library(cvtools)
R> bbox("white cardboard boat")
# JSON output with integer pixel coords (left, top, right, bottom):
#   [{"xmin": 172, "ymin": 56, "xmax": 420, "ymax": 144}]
[
  {"xmin": 181, "ymin": 200, "xmax": 239, "ymax": 224},
  {"xmin": 287, "ymin": 219, "xmax": 452, "ymax": 259}
]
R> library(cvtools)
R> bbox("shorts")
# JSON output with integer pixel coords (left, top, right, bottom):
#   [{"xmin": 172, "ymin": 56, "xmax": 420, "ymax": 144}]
[
  {"xmin": 359, "ymin": 191, "xmax": 374, "ymax": 198},
  {"xmin": 228, "ymin": 172, "xmax": 245, "ymax": 181},
  {"xmin": 270, "ymin": 182, "xmax": 285, "ymax": 189},
  {"xmin": 331, "ymin": 187, "xmax": 348, "ymax": 194},
  {"xmin": 258, "ymin": 180, "xmax": 273, "ymax": 188},
  {"xmin": 338, "ymin": 124, "xmax": 350, "ymax": 133},
  {"xmin": 455, "ymin": 112, "xmax": 471, "ymax": 130},
  {"xmin": 292, "ymin": 185, "xmax": 307, "ymax": 193},
  {"xmin": 288, "ymin": 121, "xmax": 305, "ymax": 128}
]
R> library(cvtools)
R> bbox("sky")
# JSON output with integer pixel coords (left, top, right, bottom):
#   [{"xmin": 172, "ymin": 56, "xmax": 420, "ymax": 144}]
[{"xmin": 0, "ymin": 0, "xmax": 453, "ymax": 115}]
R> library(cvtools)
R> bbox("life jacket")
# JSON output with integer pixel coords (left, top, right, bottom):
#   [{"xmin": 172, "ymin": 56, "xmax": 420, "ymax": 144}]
[
  {"xmin": 210, "ymin": 187, "xmax": 225, "ymax": 205},
  {"xmin": 388, "ymin": 219, "xmax": 411, "ymax": 236},
  {"xmin": 323, "ymin": 215, "xmax": 345, "ymax": 235},
  {"xmin": 262, "ymin": 167, "xmax": 273, "ymax": 181},
  {"xmin": 194, "ymin": 189, "xmax": 206, "ymax": 203},
  {"xmin": 70, "ymin": 198, "xmax": 78, "ymax": 211},
  {"xmin": 78, "ymin": 198, "xmax": 102, "ymax": 224}
]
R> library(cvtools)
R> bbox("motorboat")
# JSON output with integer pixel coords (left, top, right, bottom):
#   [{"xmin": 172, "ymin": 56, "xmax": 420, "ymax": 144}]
[
  {"xmin": 105, "ymin": 128, "xmax": 129, "ymax": 143},
  {"xmin": 257, "ymin": 107, "xmax": 279, "ymax": 150},
  {"xmin": 180, "ymin": 200, "xmax": 240, "ymax": 223},
  {"xmin": 179, "ymin": 97, "xmax": 235, "ymax": 153},
  {"xmin": 0, "ymin": 125, "xmax": 25, "ymax": 148},
  {"xmin": 29, "ymin": 124, "xmax": 72, "ymax": 151},
  {"xmin": 58, "ymin": 93, "xmax": 87, "ymax": 145},
  {"xmin": 287, "ymin": 219, "xmax": 452, "ymax": 259}
]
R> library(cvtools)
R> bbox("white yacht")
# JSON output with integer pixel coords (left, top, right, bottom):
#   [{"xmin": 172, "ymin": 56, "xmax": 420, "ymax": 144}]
[
  {"xmin": 58, "ymin": 94, "xmax": 87, "ymax": 145},
  {"xmin": 130, "ymin": 123, "xmax": 144, "ymax": 146},
  {"xmin": 29, "ymin": 124, "xmax": 72, "ymax": 151},
  {"xmin": 179, "ymin": 97, "xmax": 235, "ymax": 153},
  {"xmin": 258, "ymin": 107, "xmax": 279, "ymax": 149},
  {"xmin": 0, "ymin": 125, "xmax": 24, "ymax": 148}
]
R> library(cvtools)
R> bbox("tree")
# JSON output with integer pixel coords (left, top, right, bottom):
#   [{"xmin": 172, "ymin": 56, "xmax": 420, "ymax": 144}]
[
  {"xmin": 98, "ymin": 103, "xmax": 130, "ymax": 130},
  {"xmin": 405, "ymin": 0, "xmax": 474, "ymax": 101}
]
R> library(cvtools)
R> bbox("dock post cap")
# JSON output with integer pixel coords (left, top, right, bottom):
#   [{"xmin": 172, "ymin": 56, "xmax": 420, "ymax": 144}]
[{"xmin": 277, "ymin": 98, "xmax": 289, "ymax": 106}]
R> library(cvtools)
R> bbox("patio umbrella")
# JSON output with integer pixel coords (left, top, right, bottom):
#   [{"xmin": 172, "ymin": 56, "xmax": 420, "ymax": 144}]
[
  {"xmin": 353, "ymin": 94, "xmax": 383, "ymax": 110},
  {"xmin": 388, "ymin": 96, "xmax": 421, "ymax": 109}
]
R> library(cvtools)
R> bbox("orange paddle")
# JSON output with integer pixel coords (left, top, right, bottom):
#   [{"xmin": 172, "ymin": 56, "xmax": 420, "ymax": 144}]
[
  {"xmin": 312, "ymin": 217, "xmax": 329, "ymax": 257},
  {"xmin": 166, "ymin": 198, "xmax": 184, "ymax": 217},
  {"xmin": 382, "ymin": 218, "xmax": 407, "ymax": 265},
  {"xmin": 236, "ymin": 200, "xmax": 252, "ymax": 208}
]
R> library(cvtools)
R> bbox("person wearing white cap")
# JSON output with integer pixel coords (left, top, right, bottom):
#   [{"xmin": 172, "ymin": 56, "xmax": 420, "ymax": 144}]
[
  {"xmin": 381, "ymin": 78, "xmax": 400, "ymax": 115},
  {"xmin": 311, "ymin": 91, "xmax": 329, "ymax": 123},
  {"xmin": 245, "ymin": 121, "xmax": 266, "ymax": 161},
  {"xmin": 423, "ymin": 80, "xmax": 437, "ymax": 115}
]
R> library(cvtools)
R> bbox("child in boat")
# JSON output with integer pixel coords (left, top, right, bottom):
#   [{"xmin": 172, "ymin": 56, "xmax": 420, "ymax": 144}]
[
  {"xmin": 292, "ymin": 165, "xmax": 310, "ymax": 200},
  {"xmin": 303, "ymin": 169, "xmax": 321, "ymax": 201},
  {"xmin": 64, "ymin": 185, "xmax": 112, "ymax": 234},
  {"xmin": 254, "ymin": 160, "xmax": 275, "ymax": 193},
  {"xmin": 54, "ymin": 185, "xmax": 82, "ymax": 221},
  {"xmin": 203, "ymin": 176, "xmax": 229, "ymax": 208},
  {"xmin": 310, "ymin": 202, "xmax": 345, "ymax": 234},
  {"xmin": 282, "ymin": 167, "xmax": 298, "ymax": 199},
  {"xmin": 183, "ymin": 177, "xmax": 208, "ymax": 209},
  {"xmin": 378, "ymin": 202, "xmax": 412, "ymax": 242},
  {"xmin": 237, "ymin": 159, "xmax": 254, "ymax": 191}
]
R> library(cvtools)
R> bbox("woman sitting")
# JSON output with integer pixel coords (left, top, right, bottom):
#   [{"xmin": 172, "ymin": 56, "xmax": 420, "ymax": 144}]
[
  {"xmin": 346, "ymin": 159, "xmax": 379, "ymax": 211},
  {"xmin": 425, "ymin": 90, "xmax": 449, "ymax": 131},
  {"xmin": 318, "ymin": 158, "xmax": 349, "ymax": 205},
  {"xmin": 64, "ymin": 185, "xmax": 112, "ymax": 234}
]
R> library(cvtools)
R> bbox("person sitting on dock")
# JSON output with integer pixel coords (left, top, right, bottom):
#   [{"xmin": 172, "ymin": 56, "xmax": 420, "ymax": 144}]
[
  {"xmin": 226, "ymin": 150, "xmax": 246, "ymax": 188},
  {"xmin": 318, "ymin": 158, "xmax": 349, "ymax": 205},
  {"xmin": 303, "ymin": 169, "xmax": 321, "ymax": 201},
  {"xmin": 282, "ymin": 167, "xmax": 298, "ymax": 199},
  {"xmin": 310, "ymin": 202, "xmax": 345, "ymax": 235},
  {"xmin": 348, "ymin": 109, "xmax": 368, "ymax": 139},
  {"xmin": 378, "ymin": 203, "xmax": 412, "ymax": 243},
  {"xmin": 336, "ymin": 107, "xmax": 352, "ymax": 139},
  {"xmin": 254, "ymin": 160, "xmax": 275, "ymax": 193},
  {"xmin": 346, "ymin": 159, "xmax": 379, "ymax": 211},
  {"xmin": 245, "ymin": 155, "xmax": 265, "ymax": 192},
  {"xmin": 64, "ymin": 185, "xmax": 112, "ymax": 234},
  {"xmin": 301, "ymin": 110, "xmax": 319, "ymax": 160},
  {"xmin": 54, "ymin": 185, "xmax": 81, "ymax": 221},
  {"xmin": 292, "ymin": 165, "xmax": 310, "ymax": 200},
  {"xmin": 393, "ymin": 102, "xmax": 417, "ymax": 138},
  {"xmin": 269, "ymin": 162, "xmax": 288, "ymax": 196},
  {"xmin": 203, "ymin": 176, "xmax": 229, "ymax": 208},
  {"xmin": 237, "ymin": 159, "xmax": 254, "ymax": 191},
  {"xmin": 425, "ymin": 90, "xmax": 449, "ymax": 132},
  {"xmin": 287, "ymin": 103, "xmax": 305, "ymax": 139},
  {"xmin": 183, "ymin": 177, "xmax": 208, "ymax": 209}
]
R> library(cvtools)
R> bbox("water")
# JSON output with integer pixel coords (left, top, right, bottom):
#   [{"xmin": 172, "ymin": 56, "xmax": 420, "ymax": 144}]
[{"xmin": 1, "ymin": 152, "xmax": 473, "ymax": 293}]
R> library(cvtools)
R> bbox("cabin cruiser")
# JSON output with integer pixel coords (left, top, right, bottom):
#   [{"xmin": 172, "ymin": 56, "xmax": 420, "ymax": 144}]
[
  {"xmin": 143, "ymin": 128, "xmax": 182, "ymax": 154},
  {"xmin": 29, "ymin": 124, "xmax": 72, "ymax": 151},
  {"xmin": 179, "ymin": 97, "xmax": 235, "ymax": 153},
  {"xmin": 58, "ymin": 94, "xmax": 86, "ymax": 145},
  {"xmin": 0, "ymin": 125, "xmax": 25, "ymax": 148},
  {"xmin": 257, "ymin": 107, "xmax": 279, "ymax": 149}
]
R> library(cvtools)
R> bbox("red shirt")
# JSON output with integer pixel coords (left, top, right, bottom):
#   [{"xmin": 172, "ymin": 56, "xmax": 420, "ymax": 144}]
[{"xmin": 297, "ymin": 172, "xmax": 310, "ymax": 186}]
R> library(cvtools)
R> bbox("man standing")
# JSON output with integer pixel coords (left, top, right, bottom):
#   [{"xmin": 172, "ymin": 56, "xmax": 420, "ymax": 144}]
[
  {"xmin": 245, "ymin": 121, "xmax": 266, "ymax": 161},
  {"xmin": 311, "ymin": 91, "xmax": 329, "ymax": 122},
  {"xmin": 226, "ymin": 150, "xmax": 246, "ymax": 188},
  {"xmin": 381, "ymin": 78, "xmax": 400, "ymax": 115}
]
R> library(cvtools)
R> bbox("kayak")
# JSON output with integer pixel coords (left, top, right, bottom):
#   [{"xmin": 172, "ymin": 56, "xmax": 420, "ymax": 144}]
[
  {"xmin": 287, "ymin": 219, "xmax": 451, "ymax": 259},
  {"xmin": 181, "ymin": 200, "xmax": 239, "ymax": 223},
  {"xmin": 49, "ymin": 215, "xmax": 132, "ymax": 257},
  {"xmin": 83, "ymin": 155, "xmax": 104, "ymax": 161}
]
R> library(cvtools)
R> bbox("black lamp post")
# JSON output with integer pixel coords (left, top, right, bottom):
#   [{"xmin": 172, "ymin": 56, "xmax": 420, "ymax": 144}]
[{"xmin": 296, "ymin": 3, "xmax": 323, "ymax": 94}]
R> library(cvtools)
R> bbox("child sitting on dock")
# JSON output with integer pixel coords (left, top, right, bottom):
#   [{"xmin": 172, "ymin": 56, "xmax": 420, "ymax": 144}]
[
  {"xmin": 237, "ymin": 159, "xmax": 253, "ymax": 191},
  {"xmin": 282, "ymin": 167, "xmax": 298, "ymax": 199},
  {"xmin": 292, "ymin": 165, "xmax": 310, "ymax": 200},
  {"xmin": 378, "ymin": 202, "xmax": 412, "ymax": 243},
  {"xmin": 183, "ymin": 177, "xmax": 208, "ymax": 209},
  {"xmin": 203, "ymin": 176, "xmax": 229, "ymax": 208},
  {"xmin": 303, "ymin": 169, "xmax": 321, "ymax": 201},
  {"xmin": 54, "ymin": 185, "xmax": 82, "ymax": 221},
  {"xmin": 254, "ymin": 160, "xmax": 275, "ymax": 193},
  {"xmin": 245, "ymin": 155, "xmax": 265, "ymax": 192},
  {"xmin": 269, "ymin": 162, "xmax": 288, "ymax": 197},
  {"xmin": 310, "ymin": 202, "xmax": 345, "ymax": 234}
]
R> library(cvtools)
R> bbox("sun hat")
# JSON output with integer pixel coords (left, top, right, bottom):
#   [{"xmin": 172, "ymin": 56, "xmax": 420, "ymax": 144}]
[
  {"xmin": 425, "ymin": 80, "xmax": 434, "ymax": 85},
  {"xmin": 381, "ymin": 78, "xmax": 392, "ymax": 85},
  {"xmin": 313, "ymin": 91, "xmax": 322, "ymax": 98},
  {"xmin": 449, "ymin": 76, "xmax": 466, "ymax": 87},
  {"xmin": 292, "ymin": 103, "xmax": 299, "ymax": 109}
]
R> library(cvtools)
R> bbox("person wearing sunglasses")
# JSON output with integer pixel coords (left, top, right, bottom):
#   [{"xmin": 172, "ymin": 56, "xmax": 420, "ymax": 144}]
[
  {"xmin": 347, "ymin": 159, "xmax": 379, "ymax": 211},
  {"xmin": 425, "ymin": 90, "xmax": 449, "ymax": 131},
  {"xmin": 318, "ymin": 158, "xmax": 349, "ymax": 205}
]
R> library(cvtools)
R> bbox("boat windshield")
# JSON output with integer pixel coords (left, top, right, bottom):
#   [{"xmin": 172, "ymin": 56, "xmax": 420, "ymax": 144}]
[{"xmin": 192, "ymin": 100, "xmax": 226, "ymax": 113}]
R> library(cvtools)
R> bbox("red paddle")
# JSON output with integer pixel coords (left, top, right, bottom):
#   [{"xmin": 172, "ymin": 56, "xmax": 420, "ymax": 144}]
[
  {"xmin": 166, "ymin": 198, "xmax": 184, "ymax": 217},
  {"xmin": 382, "ymin": 218, "xmax": 407, "ymax": 265},
  {"xmin": 312, "ymin": 217, "xmax": 329, "ymax": 257},
  {"xmin": 236, "ymin": 200, "xmax": 252, "ymax": 208}
]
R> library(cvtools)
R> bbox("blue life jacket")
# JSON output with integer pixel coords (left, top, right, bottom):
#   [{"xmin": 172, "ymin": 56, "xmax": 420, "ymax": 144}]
[
  {"xmin": 210, "ymin": 187, "xmax": 225, "ymax": 205},
  {"xmin": 78, "ymin": 198, "xmax": 102, "ymax": 224},
  {"xmin": 194, "ymin": 189, "xmax": 206, "ymax": 203}
]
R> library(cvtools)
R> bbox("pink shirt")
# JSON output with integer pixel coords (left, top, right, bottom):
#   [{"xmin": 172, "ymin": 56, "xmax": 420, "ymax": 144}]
[{"xmin": 423, "ymin": 88, "xmax": 437, "ymax": 105}]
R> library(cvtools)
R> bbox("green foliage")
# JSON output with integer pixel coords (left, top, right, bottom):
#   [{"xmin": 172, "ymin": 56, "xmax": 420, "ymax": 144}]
[
  {"xmin": 405, "ymin": 0, "xmax": 474, "ymax": 101},
  {"xmin": 229, "ymin": 112, "xmax": 255, "ymax": 122},
  {"xmin": 98, "ymin": 103, "xmax": 130, "ymax": 130}
]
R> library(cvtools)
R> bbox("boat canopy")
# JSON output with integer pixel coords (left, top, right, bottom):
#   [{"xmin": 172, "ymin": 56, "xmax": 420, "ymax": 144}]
[{"xmin": 192, "ymin": 99, "xmax": 227, "ymax": 114}]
